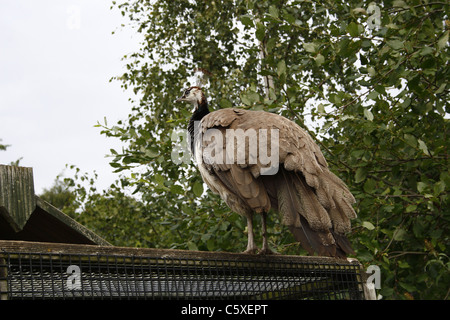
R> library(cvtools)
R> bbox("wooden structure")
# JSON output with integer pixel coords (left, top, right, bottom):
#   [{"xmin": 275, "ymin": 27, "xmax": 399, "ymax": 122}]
[
  {"xmin": 0, "ymin": 165, "xmax": 370, "ymax": 300},
  {"xmin": 0, "ymin": 165, "xmax": 109, "ymax": 245}
]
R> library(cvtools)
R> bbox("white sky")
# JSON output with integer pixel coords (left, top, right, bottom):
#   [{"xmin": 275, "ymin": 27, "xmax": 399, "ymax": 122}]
[{"xmin": 0, "ymin": 0, "xmax": 141, "ymax": 194}]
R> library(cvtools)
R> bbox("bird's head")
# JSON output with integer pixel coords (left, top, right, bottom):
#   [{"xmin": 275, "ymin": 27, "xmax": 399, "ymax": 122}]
[{"xmin": 176, "ymin": 86, "xmax": 206, "ymax": 111}]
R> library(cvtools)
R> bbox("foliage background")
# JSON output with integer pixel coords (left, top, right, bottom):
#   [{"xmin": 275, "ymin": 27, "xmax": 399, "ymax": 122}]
[{"xmin": 38, "ymin": 0, "xmax": 449, "ymax": 299}]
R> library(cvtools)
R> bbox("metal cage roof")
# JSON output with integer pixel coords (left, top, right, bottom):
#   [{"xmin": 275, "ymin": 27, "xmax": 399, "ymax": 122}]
[{"xmin": 0, "ymin": 240, "xmax": 366, "ymax": 300}]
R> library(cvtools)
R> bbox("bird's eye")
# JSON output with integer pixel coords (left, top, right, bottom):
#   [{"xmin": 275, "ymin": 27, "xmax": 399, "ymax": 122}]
[{"xmin": 184, "ymin": 89, "xmax": 190, "ymax": 96}]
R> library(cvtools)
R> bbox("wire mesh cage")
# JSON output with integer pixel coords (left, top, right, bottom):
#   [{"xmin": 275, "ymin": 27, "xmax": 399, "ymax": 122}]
[{"xmin": 0, "ymin": 241, "xmax": 366, "ymax": 300}]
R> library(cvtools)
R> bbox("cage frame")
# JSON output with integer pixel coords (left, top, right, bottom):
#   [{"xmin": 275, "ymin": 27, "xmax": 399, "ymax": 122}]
[{"xmin": 0, "ymin": 240, "xmax": 368, "ymax": 300}]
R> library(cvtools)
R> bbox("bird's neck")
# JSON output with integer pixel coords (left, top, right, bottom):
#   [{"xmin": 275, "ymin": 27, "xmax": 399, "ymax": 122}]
[
  {"xmin": 191, "ymin": 98, "xmax": 210, "ymax": 120},
  {"xmin": 188, "ymin": 98, "xmax": 209, "ymax": 154}
]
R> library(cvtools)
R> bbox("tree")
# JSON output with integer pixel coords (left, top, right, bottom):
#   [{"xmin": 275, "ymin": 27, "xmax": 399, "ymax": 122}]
[
  {"xmin": 0, "ymin": 139, "xmax": 10, "ymax": 152},
  {"xmin": 62, "ymin": 0, "xmax": 449, "ymax": 299},
  {"xmin": 0, "ymin": 139, "xmax": 22, "ymax": 166},
  {"xmin": 40, "ymin": 177, "xmax": 79, "ymax": 213}
]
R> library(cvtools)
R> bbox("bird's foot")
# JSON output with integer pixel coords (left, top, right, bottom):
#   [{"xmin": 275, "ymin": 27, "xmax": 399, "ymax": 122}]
[
  {"xmin": 242, "ymin": 247, "xmax": 258, "ymax": 254},
  {"xmin": 257, "ymin": 248, "xmax": 279, "ymax": 255}
]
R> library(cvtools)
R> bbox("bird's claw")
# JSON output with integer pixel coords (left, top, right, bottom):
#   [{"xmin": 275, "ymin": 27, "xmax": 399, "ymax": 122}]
[
  {"xmin": 257, "ymin": 248, "xmax": 279, "ymax": 255},
  {"xmin": 242, "ymin": 248, "xmax": 258, "ymax": 254}
]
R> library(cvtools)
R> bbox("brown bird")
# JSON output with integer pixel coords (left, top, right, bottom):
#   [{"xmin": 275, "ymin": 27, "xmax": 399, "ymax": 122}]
[{"xmin": 176, "ymin": 86, "xmax": 356, "ymax": 258}]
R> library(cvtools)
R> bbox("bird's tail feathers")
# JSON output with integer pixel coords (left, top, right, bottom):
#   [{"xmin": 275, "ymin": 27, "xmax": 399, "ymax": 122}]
[{"xmin": 275, "ymin": 167, "xmax": 354, "ymax": 258}]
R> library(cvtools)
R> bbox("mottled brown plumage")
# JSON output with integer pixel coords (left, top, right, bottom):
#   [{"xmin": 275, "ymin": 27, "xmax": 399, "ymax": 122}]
[{"xmin": 177, "ymin": 87, "xmax": 356, "ymax": 258}]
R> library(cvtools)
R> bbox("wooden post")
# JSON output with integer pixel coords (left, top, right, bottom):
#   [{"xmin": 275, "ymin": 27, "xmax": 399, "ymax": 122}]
[{"xmin": 0, "ymin": 165, "xmax": 36, "ymax": 231}]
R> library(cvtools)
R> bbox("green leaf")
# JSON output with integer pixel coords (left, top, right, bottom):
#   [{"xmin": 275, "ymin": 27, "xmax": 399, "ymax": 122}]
[
  {"xmin": 417, "ymin": 182, "xmax": 428, "ymax": 193},
  {"xmin": 403, "ymin": 134, "xmax": 417, "ymax": 148},
  {"xmin": 187, "ymin": 241, "xmax": 199, "ymax": 251},
  {"xmin": 419, "ymin": 46, "xmax": 434, "ymax": 56},
  {"xmin": 314, "ymin": 53, "xmax": 325, "ymax": 66},
  {"xmin": 241, "ymin": 94, "xmax": 251, "ymax": 106},
  {"xmin": 122, "ymin": 156, "xmax": 136, "ymax": 164},
  {"xmin": 413, "ymin": 221, "xmax": 424, "ymax": 237},
  {"xmin": 247, "ymin": 91, "xmax": 260, "ymax": 103},
  {"xmin": 145, "ymin": 147, "xmax": 159, "ymax": 158},
  {"xmin": 393, "ymin": 0, "xmax": 408, "ymax": 8},
  {"xmin": 437, "ymin": 31, "xmax": 449, "ymax": 51},
  {"xmin": 170, "ymin": 184, "xmax": 184, "ymax": 195},
  {"xmin": 109, "ymin": 162, "xmax": 121, "ymax": 168},
  {"xmin": 277, "ymin": 60, "xmax": 286, "ymax": 77},
  {"xmin": 363, "ymin": 178, "xmax": 376, "ymax": 193},
  {"xmin": 282, "ymin": 12, "xmax": 296, "ymax": 24},
  {"xmin": 206, "ymin": 239, "xmax": 215, "ymax": 251},
  {"xmin": 317, "ymin": 103, "xmax": 325, "ymax": 114},
  {"xmin": 406, "ymin": 204, "xmax": 417, "ymax": 213},
  {"xmin": 433, "ymin": 181, "xmax": 445, "ymax": 196},
  {"xmin": 393, "ymin": 228, "xmax": 407, "ymax": 241},
  {"xmin": 266, "ymin": 38, "xmax": 277, "ymax": 53},
  {"xmin": 367, "ymin": 91, "xmax": 379, "ymax": 101},
  {"xmin": 387, "ymin": 40, "xmax": 404, "ymax": 50},
  {"xmin": 153, "ymin": 173, "xmax": 165, "ymax": 186},
  {"xmin": 430, "ymin": 229, "xmax": 443, "ymax": 240},
  {"xmin": 380, "ymin": 287, "xmax": 394, "ymax": 298},
  {"xmin": 303, "ymin": 42, "xmax": 317, "ymax": 53},
  {"xmin": 367, "ymin": 67, "xmax": 376, "ymax": 77},
  {"xmin": 347, "ymin": 22, "xmax": 360, "ymax": 37},
  {"xmin": 362, "ymin": 221, "xmax": 375, "ymax": 230},
  {"xmin": 240, "ymin": 14, "xmax": 253, "ymax": 27},
  {"xmin": 364, "ymin": 108, "xmax": 374, "ymax": 121},
  {"xmin": 399, "ymin": 281, "xmax": 416, "ymax": 292},
  {"xmin": 357, "ymin": 250, "xmax": 374, "ymax": 262},
  {"xmin": 182, "ymin": 204, "xmax": 194, "ymax": 216},
  {"xmin": 374, "ymin": 85, "xmax": 386, "ymax": 95},
  {"xmin": 352, "ymin": 8, "xmax": 366, "ymax": 15},
  {"xmin": 255, "ymin": 22, "xmax": 265, "ymax": 42},
  {"xmin": 355, "ymin": 167, "xmax": 367, "ymax": 183},
  {"xmin": 435, "ymin": 83, "xmax": 446, "ymax": 94},
  {"xmin": 268, "ymin": 5, "xmax": 279, "ymax": 19},
  {"xmin": 418, "ymin": 139, "xmax": 430, "ymax": 156},
  {"xmin": 219, "ymin": 98, "xmax": 233, "ymax": 109},
  {"xmin": 193, "ymin": 181, "xmax": 204, "ymax": 197}
]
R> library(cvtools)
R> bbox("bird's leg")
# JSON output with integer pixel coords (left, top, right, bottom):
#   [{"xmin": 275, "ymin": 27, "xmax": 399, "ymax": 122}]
[
  {"xmin": 258, "ymin": 212, "xmax": 276, "ymax": 255},
  {"xmin": 243, "ymin": 215, "xmax": 258, "ymax": 254}
]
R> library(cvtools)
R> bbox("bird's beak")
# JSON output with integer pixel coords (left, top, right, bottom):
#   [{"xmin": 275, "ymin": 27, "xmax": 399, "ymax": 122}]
[{"xmin": 175, "ymin": 94, "xmax": 185, "ymax": 103}]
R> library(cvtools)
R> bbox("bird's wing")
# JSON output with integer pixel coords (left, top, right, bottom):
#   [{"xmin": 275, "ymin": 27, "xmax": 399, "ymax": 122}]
[
  {"xmin": 253, "ymin": 111, "xmax": 357, "ymax": 235},
  {"xmin": 195, "ymin": 109, "xmax": 270, "ymax": 214},
  {"xmin": 197, "ymin": 108, "xmax": 356, "ymax": 257}
]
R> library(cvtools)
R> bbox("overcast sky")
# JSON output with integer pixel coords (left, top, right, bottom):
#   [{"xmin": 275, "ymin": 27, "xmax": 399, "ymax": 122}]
[{"xmin": 1, "ymin": 0, "xmax": 141, "ymax": 194}]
